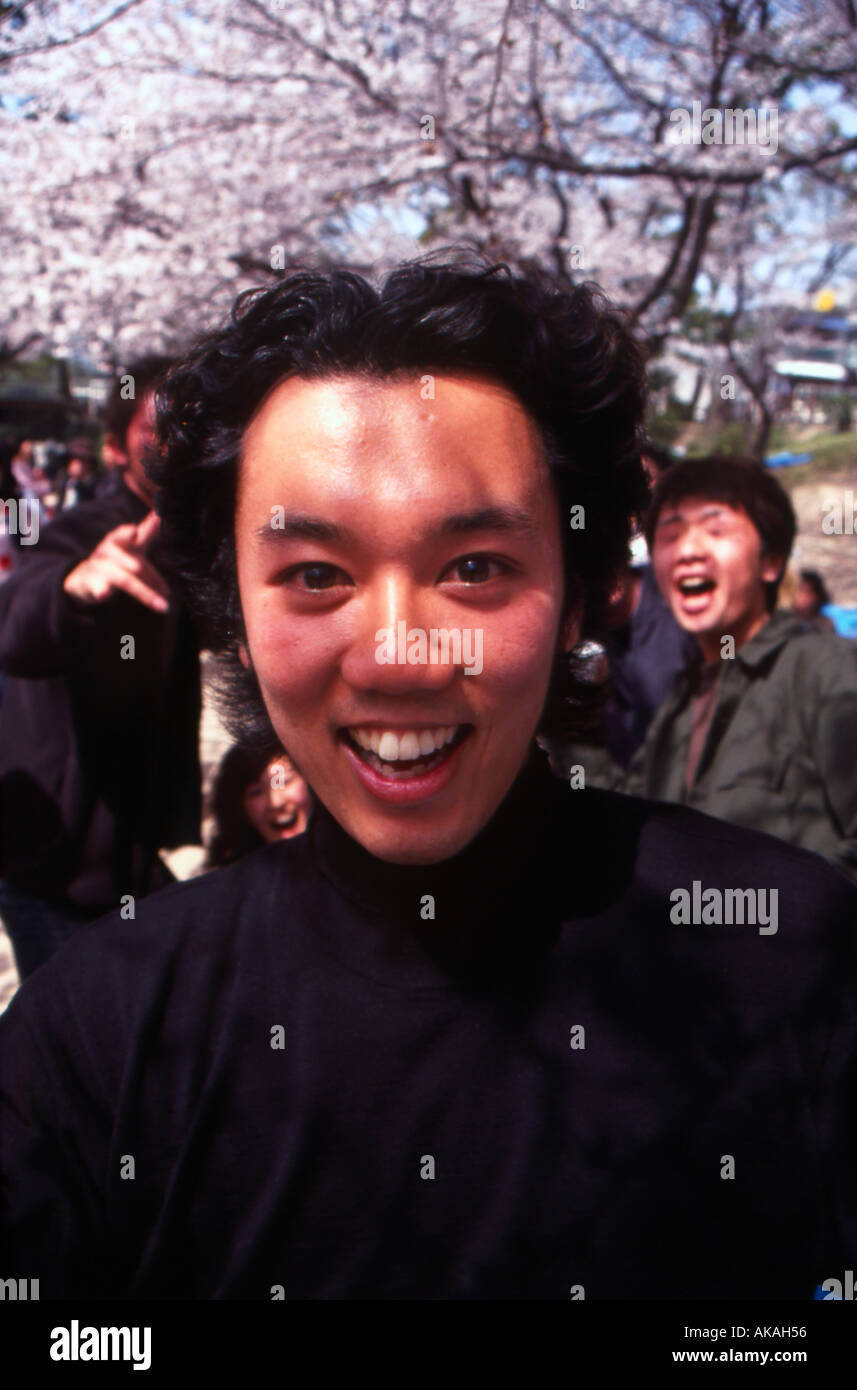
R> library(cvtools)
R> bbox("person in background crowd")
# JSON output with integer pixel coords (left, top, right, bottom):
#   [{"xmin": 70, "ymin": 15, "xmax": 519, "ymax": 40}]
[
  {"xmin": 209, "ymin": 744, "xmax": 312, "ymax": 867},
  {"xmin": 792, "ymin": 567, "xmax": 835, "ymax": 633},
  {"xmin": 9, "ymin": 439, "xmax": 34, "ymax": 488},
  {"xmin": 95, "ymin": 429, "xmax": 129, "ymax": 499},
  {"xmin": 0, "ymin": 436, "xmax": 16, "ymax": 501},
  {"xmin": 624, "ymin": 454, "xmax": 857, "ymax": 882},
  {"xmin": 10, "ymin": 439, "xmax": 53, "ymax": 521},
  {"xmin": 58, "ymin": 437, "xmax": 98, "ymax": 510},
  {"xmin": 0, "ymin": 356, "xmax": 202, "ymax": 978},
  {"xmin": 601, "ymin": 441, "xmax": 696, "ymax": 768}
]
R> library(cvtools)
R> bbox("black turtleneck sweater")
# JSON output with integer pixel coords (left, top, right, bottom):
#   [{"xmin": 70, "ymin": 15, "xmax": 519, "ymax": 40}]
[{"xmin": 1, "ymin": 754, "xmax": 856, "ymax": 1299}]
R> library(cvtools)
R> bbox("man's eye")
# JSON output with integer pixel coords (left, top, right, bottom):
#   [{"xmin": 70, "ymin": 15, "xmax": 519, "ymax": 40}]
[
  {"xmin": 444, "ymin": 555, "xmax": 506, "ymax": 584},
  {"xmin": 285, "ymin": 564, "xmax": 350, "ymax": 590}
]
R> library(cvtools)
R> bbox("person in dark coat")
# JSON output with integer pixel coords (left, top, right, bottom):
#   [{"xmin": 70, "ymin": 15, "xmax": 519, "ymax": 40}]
[
  {"xmin": 56, "ymin": 437, "xmax": 99, "ymax": 511},
  {"xmin": 0, "ymin": 358, "xmax": 201, "ymax": 978},
  {"xmin": 603, "ymin": 561, "xmax": 697, "ymax": 767}
]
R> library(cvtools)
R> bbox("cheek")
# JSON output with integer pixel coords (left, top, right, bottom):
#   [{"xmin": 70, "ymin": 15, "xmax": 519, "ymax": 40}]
[
  {"xmin": 719, "ymin": 542, "xmax": 755, "ymax": 594},
  {"xmin": 242, "ymin": 594, "xmax": 341, "ymax": 703},
  {"xmin": 652, "ymin": 547, "xmax": 671, "ymax": 590},
  {"xmin": 481, "ymin": 596, "xmax": 561, "ymax": 699}
]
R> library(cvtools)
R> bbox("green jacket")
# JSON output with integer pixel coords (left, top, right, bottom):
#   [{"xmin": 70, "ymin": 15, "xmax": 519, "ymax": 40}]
[{"xmin": 625, "ymin": 611, "xmax": 857, "ymax": 883}]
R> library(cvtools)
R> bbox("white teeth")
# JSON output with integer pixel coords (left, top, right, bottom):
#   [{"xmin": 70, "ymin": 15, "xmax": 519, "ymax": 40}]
[
  {"xmin": 378, "ymin": 732, "xmax": 400, "ymax": 762},
  {"xmin": 348, "ymin": 725, "xmax": 461, "ymax": 762}
]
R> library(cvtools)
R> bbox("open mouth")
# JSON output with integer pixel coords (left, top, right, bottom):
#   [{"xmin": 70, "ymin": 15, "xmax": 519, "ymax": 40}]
[
  {"xmin": 340, "ymin": 724, "xmax": 473, "ymax": 781},
  {"xmin": 270, "ymin": 809, "xmax": 298, "ymax": 832},
  {"xmin": 676, "ymin": 576, "xmax": 716, "ymax": 597}
]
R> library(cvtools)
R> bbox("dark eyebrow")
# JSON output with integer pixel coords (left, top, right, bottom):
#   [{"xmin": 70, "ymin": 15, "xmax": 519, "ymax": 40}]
[
  {"xmin": 657, "ymin": 504, "xmax": 725, "ymax": 527},
  {"xmin": 253, "ymin": 516, "xmax": 356, "ymax": 546},
  {"xmin": 436, "ymin": 505, "xmax": 540, "ymax": 539},
  {"xmin": 253, "ymin": 505, "xmax": 540, "ymax": 548}
]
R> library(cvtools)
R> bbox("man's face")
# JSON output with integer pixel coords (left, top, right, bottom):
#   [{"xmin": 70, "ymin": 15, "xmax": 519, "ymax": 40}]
[
  {"xmin": 123, "ymin": 392, "xmax": 158, "ymax": 505},
  {"xmin": 793, "ymin": 580, "xmax": 818, "ymax": 617},
  {"xmin": 235, "ymin": 372, "xmax": 576, "ymax": 865},
  {"xmin": 652, "ymin": 496, "xmax": 783, "ymax": 660}
]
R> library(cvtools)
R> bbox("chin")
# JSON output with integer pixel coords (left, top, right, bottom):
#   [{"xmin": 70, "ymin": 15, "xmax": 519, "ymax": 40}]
[
  {"xmin": 670, "ymin": 606, "xmax": 721, "ymax": 638},
  {"xmin": 348, "ymin": 814, "xmax": 478, "ymax": 866}
]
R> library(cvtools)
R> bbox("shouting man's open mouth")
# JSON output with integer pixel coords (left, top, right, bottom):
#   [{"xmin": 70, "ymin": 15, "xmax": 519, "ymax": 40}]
[{"xmin": 675, "ymin": 573, "xmax": 717, "ymax": 616}]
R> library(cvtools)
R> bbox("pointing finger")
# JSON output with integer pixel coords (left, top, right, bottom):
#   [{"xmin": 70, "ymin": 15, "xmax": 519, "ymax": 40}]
[{"xmin": 133, "ymin": 510, "xmax": 162, "ymax": 552}]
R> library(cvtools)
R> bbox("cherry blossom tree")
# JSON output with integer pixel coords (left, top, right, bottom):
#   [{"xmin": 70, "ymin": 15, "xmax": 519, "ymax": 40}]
[{"xmin": 1, "ymin": 0, "xmax": 855, "ymax": 374}]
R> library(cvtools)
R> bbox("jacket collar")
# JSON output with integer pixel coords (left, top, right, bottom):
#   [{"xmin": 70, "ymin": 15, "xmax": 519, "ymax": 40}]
[
  {"xmin": 675, "ymin": 609, "xmax": 806, "ymax": 695},
  {"xmin": 734, "ymin": 610, "xmax": 809, "ymax": 669}
]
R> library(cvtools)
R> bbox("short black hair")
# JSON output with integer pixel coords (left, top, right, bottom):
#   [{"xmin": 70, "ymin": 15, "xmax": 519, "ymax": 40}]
[
  {"xmin": 645, "ymin": 454, "xmax": 796, "ymax": 611},
  {"xmin": 154, "ymin": 260, "xmax": 648, "ymax": 748},
  {"xmin": 101, "ymin": 355, "xmax": 173, "ymax": 450},
  {"xmin": 799, "ymin": 568, "xmax": 831, "ymax": 608}
]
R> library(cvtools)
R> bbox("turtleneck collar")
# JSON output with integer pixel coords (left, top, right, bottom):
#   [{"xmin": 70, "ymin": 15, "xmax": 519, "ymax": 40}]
[{"xmin": 304, "ymin": 745, "xmax": 573, "ymax": 987}]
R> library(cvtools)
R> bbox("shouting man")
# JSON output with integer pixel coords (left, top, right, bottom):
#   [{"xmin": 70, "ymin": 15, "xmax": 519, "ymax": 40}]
[{"xmin": 630, "ymin": 454, "xmax": 857, "ymax": 883}]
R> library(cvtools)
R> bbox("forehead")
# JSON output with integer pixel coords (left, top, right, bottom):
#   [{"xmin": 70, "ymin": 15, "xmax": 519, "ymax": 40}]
[
  {"xmin": 244, "ymin": 758, "xmax": 295, "ymax": 781},
  {"xmin": 238, "ymin": 371, "xmax": 549, "ymax": 508},
  {"xmin": 656, "ymin": 495, "xmax": 752, "ymax": 526}
]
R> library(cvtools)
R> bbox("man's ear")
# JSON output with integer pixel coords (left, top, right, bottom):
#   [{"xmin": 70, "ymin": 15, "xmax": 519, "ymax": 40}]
[
  {"xmin": 238, "ymin": 641, "xmax": 251, "ymax": 670},
  {"xmin": 761, "ymin": 552, "xmax": 786, "ymax": 586},
  {"xmin": 103, "ymin": 433, "xmax": 128, "ymax": 464}
]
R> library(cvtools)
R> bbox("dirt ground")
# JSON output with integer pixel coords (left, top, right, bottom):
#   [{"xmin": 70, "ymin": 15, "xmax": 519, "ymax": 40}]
[{"xmin": 786, "ymin": 470, "xmax": 857, "ymax": 607}]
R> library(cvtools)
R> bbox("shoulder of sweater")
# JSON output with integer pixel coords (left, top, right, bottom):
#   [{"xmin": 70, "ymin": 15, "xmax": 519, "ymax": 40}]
[{"xmin": 585, "ymin": 785, "xmax": 857, "ymax": 907}]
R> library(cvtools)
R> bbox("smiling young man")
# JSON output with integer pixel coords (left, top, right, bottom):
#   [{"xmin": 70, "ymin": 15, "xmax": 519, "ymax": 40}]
[
  {"xmin": 234, "ymin": 371, "xmax": 571, "ymax": 867},
  {"xmin": 626, "ymin": 454, "xmax": 857, "ymax": 883},
  {"xmin": 1, "ymin": 268, "xmax": 856, "ymax": 1301}
]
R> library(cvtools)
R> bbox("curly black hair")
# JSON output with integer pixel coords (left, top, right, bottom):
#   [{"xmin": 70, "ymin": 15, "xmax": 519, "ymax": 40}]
[{"xmin": 152, "ymin": 258, "xmax": 649, "ymax": 749}]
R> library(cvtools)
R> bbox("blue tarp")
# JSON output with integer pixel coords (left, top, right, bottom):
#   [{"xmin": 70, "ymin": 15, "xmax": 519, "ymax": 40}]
[
  {"xmin": 765, "ymin": 452, "xmax": 813, "ymax": 468},
  {"xmin": 822, "ymin": 606, "xmax": 857, "ymax": 639}
]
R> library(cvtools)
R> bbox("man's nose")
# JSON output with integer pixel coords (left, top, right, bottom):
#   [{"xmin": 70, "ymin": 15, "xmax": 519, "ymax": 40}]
[
  {"xmin": 676, "ymin": 524, "xmax": 708, "ymax": 561},
  {"xmin": 340, "ymin": 574, "xmax": 459, "ymax": 693}
]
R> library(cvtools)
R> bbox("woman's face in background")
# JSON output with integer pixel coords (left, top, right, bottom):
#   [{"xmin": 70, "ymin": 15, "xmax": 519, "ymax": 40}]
[{"xmin": 241, "ymin": 756, "xmax": 312, "ymax": 842}]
